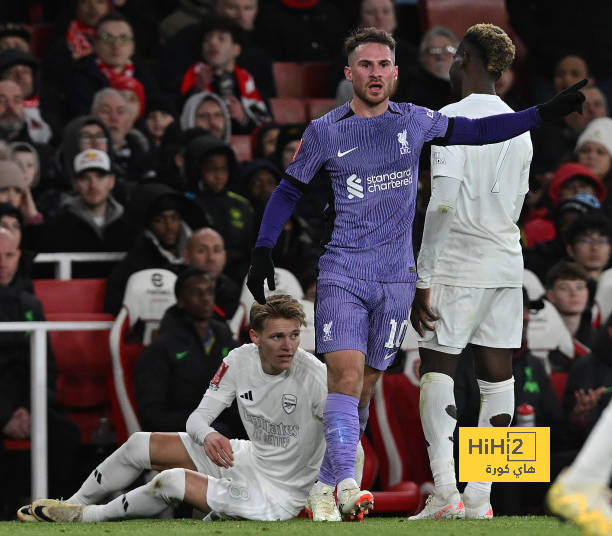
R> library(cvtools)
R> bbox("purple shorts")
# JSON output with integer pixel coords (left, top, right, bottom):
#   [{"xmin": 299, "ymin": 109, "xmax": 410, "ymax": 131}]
[{"xmin": 315, "ymin": 271, "xmax": 416, "ymax": 371}]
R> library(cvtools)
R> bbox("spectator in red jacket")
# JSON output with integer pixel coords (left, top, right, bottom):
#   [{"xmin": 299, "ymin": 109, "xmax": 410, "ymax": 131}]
[{"xmin": 180, "ymin": 16, "xmax": 271, "ymax": 134}]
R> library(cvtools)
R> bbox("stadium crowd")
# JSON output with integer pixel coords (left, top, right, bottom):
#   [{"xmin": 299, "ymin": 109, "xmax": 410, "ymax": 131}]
[{"xmin": 1, "ymin": 0, "xmax": 612, "ymax": 521}]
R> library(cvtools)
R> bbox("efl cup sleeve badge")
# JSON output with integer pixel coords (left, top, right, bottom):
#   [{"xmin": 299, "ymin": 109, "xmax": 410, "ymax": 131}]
[
  {"xmin": 282, "ymin": 394, "xmax": 297, "ymax": 414},
  {"xmin": 209, "ymin": 362, "xmax": 229, "ymax": 391},
  {"xmin": 397, "ymin": 129, "xmax": 411, "ymax": 155}
]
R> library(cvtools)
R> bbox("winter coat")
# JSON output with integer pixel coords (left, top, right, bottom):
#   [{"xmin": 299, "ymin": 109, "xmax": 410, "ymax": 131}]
[{"xmin": 134, "ymin": 305, "xmax": 243, "ymax": 436}]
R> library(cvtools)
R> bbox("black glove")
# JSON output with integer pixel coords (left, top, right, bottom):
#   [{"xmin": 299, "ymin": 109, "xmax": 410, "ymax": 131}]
[
  {"xmin": 537, "ymin": 79, "xmax": 587, "ymax": 121},
  {"xmin": 246, "ymin": 247, "xmax": 275, "ymax": 304}
]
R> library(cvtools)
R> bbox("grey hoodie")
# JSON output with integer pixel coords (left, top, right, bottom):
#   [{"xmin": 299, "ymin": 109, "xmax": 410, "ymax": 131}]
[
  {"xmin": 179, "ymin": 91, "xmax": 232, "ymax": 142},
  {"xmin": 61, "ymin": 194, "xmax": 125, "ymax": 241}
]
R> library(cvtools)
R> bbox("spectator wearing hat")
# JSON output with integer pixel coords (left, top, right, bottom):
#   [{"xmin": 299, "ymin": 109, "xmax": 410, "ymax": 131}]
[
  {"xmin": 0, "ymin": 23, "xmax": 30, "ymax": 54},
  {"xmin": 525, "ymin": 193, "xmax": 604, "ymax": 283},
  {"xmin": 180, "ymin": 91, "xmax": 231, "ymax": 143},
  {"xmin": 104, "ymin": 183, "xmax": 207, "ymax": 314},
  {"xmin": 68, "ymin": 12, "xmax": 158, "ymax": 118},
  {"xmin": 0, "ymin": 48, "xmax": 52, "ymax": 144},
  {"xmin": 523, "ymin": 162, "xmax": 607, "ymax": 248},
  {"xmin": 39, "ymin": 149, "xmax": 130, "ymax": 278},
  {"xmin": 184, "ymin": 135, "xmax": 254, "ymax": 285},
  {"xmin": 250, "ymin": 121, "xmax": 279, "ymax": 159},
  {"xmin": 144, "ymin": 94, "xmax": 177, "ymax": 149},
  {"xmin": 0, "ymin": 159, "xmax": 42, "ymax": 228},
  {"xmin": 180, "ymin": 16, "xmax": 271, "ymax": 135}
]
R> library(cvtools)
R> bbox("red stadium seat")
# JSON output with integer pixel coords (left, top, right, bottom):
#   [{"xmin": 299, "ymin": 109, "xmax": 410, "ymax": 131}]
[
  {"xmin": 109, "ymin": 269, "xmax": 177, "ymax": 444},
  {"xmin": 23, "ymin": 23, "xmax": 53, "ymax": 59},
  {"xmin": 273, "ymin": 62, "xmax": 304, "ymax": 98},
  {"xmin": 33, "ymin": 279, "xmax": 107, "ymax": 314},
  {"xmin": 302, "ymin": 62, "xmax": 331, "ymax": 98},
  {"xmin": 230, "ymin": 135, "xmax": 253, "ymax": 162},
  {"xmin": 270, "ymin": 98, "xmax": 307, "ymax": 124},
  {"xmin": 47, "ymin": 312, "xmax": 114, "ymax": 443},
  {"xmin": 369, "ymin": 373, "xmax": 432, "ymax": 489},
  {"xmin": 306, "ymin": 98, "xmax": 336, "ymax": 120}
]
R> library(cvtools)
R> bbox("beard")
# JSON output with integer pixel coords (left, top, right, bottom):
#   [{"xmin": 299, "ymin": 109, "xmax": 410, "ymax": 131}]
[
  {"xmin": 352, "ymin": 81, "xmax": 394, "ymax": 107},
  {"xmin": 0, "ymin": 113, "xmax": 25, "ymax": 137}
]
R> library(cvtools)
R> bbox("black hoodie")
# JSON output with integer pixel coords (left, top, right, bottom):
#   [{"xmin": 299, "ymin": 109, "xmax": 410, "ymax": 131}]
[
  {"xmin": 185, "ymin": 136, "xmax": 255, "ymax": 285},
  {"xmin": 104, "ymin": 183, "xmax": 209, "ymax": 314},
  {"xmin": 134, "ymin": 305, "xmax": 245, "ymax": 437}
]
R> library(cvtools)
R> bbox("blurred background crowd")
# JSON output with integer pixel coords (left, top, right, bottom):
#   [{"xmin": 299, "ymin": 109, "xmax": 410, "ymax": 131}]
[{"xmin": 0, "ymin": 0, "xmax": 611, "ymax": 520}]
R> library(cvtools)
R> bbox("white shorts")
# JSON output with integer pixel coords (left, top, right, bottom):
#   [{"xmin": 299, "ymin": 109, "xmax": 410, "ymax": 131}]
[
  {"xmin": 418, "ymin": 285, "xmax": 523, "ymax": 355},
  {"xmin": 178, "ymin": 433, "xmax": 294, "ymax": 520}
]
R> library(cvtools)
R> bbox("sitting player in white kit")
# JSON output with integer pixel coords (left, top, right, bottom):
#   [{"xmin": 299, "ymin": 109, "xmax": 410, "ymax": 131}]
[{"xmin": 20, "ymin": 294, "xmax": 348, "ymax": 523}]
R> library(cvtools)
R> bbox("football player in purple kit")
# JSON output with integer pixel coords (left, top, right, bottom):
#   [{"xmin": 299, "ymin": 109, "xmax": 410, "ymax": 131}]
[{"xmin": 247, "ymin": 27, "xmax": 585, "ymax": 522}]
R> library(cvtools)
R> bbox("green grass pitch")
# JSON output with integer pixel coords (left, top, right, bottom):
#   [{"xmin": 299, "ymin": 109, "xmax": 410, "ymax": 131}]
[{"xmin": 0, "ymin": 516, "xmax": 581, "ymax": 535}]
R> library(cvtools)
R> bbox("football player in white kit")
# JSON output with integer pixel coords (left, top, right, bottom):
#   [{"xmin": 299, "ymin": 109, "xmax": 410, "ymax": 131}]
[
  {"xmin": 409, "ymin": 24, "xmax": 533, "ymax": 520},
  {"xmin": 23, "ymin": 294, "xmax": 332, "ymax": 523}
]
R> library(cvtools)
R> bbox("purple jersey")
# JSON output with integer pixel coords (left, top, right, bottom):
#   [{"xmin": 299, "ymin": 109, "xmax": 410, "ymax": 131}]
[{"xmin": 286, "ymin": 101, "xmax": 449, "ymax": 282}]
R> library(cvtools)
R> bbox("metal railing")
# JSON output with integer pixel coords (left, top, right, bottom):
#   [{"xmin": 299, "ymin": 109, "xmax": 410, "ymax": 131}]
[
  {"xmin": 0, "ymin": 321, "xmax": 114, "ymax": 500},
  {"xmin": 34, "ymin": 252, "xmax": 126, "ymax": 280}
]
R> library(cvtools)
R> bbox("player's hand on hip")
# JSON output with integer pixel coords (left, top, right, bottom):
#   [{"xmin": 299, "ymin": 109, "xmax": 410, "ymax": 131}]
[
  {"xmin": 410, "ymin": 287, "xmax": 439, "ymax": 337},
  {"xmin": 537, "ymin": 79, "xmax": 587, "ymax": 121},
  {"xmin": 247, "ymin": 247, "xmax": 276, "ymax": 304},
  {"xmin": 204, "ymin": 432, "xmax": 234, "ymax": 468}
]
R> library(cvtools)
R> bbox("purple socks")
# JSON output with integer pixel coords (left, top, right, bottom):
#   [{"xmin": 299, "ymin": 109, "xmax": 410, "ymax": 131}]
[{"xmin": 318, "ymin": 393, "xmax": 360, "ymax": 485}]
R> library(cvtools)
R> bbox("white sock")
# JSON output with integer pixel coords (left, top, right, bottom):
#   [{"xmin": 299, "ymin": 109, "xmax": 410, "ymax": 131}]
[
  {"xmin": 68, "ymin": 432, "xmax": 152, "ymax": 504},
  {"xmin": 82, "ymin": 468, "xmax": 185, "ymax": 522},
  {"xmin": 565, "ymin": 399, "xmax": 612, "ymax": 487},
  {"xmin": 420, "ymin": 372, "xmax": 458, "ymax": 499},
  {"xmin": 464, "ymin": 377, "xmax": 514, "ymax": 503}
]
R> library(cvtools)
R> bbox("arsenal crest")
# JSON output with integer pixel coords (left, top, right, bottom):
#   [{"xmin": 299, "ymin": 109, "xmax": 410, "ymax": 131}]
[{"xmin": 282, "ymin": 394, "xmax": 297, "ymax": 414}]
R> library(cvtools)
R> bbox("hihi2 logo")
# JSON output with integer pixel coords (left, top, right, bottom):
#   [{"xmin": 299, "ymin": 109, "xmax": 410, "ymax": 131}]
[{"xmin": 459, "ymin": 427, "xmax": 550, "ymax": 482}]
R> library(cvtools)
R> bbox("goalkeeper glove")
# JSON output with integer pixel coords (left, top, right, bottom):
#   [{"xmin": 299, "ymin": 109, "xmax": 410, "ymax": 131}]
[
  {"xmin": 247, "ymin": 247, "xmax": 275, "ymax": 304},
  {"xmin": 537, "ymin": 79, "xmax": 587, "ymax": 121}
]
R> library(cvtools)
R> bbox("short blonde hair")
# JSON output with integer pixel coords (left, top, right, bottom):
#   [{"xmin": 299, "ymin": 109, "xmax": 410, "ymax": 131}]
[
  {"xmin": 464, "ymin": 23, "xmax": 515, "ymax": 80},
  {"xmin": 249, "ymin": 294, "xmax": 306, "ymax": 332}
]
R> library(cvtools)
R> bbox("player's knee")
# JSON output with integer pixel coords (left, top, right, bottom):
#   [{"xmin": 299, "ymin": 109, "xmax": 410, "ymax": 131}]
[
  {"xmin": 149, "ymin": 468, "xmax": 186, "ymax": 503},
  {"xmin": 124, "ymin": 431, "xmax": 150, "ymax": 460}
]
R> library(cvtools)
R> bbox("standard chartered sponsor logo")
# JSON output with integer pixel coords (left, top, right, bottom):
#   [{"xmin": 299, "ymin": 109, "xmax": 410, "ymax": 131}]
[
  {"xmin": 245, "ymin": 409, "xmax": 299, "ymax": 449},
  {"xmin": 367, "ymin": 169, "xmax": 412, "ymax": 193},
  {"xmin": 346, "ymin": 169, "xmax": 413, "ymax": 199}
]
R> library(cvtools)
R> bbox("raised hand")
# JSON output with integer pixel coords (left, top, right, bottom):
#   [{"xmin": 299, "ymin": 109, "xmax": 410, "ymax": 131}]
[{"xmin": 537, "ymin": 79, "xmax": 588, "ymax": 121}]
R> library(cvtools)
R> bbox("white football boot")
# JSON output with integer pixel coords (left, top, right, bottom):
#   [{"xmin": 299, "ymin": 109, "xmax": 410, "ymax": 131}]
[{"xmin": 408, "ymin": 489, "xmax": 465, "ymax": 520}]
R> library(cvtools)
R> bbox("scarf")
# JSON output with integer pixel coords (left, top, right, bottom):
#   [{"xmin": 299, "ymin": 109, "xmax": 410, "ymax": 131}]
[
  {"xmin": 96, "ymin": 58, "xmax": 135, "ymax": 86},
  {"xmin": 66, "ymin": 19, "xmax": 95, "ymax": 60}
]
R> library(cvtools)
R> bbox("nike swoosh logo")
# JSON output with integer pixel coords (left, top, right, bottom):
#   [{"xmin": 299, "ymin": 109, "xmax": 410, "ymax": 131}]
[
  {"xmin": 33, "ymin": 505, "xmax": 56, "ymax": 522},
  {"xmin": 384, "ymin": 352, "xmax": 396, "ymax": 361},
  {"xmin": 337, "ymin": 147, "xmax": 358, "ymax": 157}
]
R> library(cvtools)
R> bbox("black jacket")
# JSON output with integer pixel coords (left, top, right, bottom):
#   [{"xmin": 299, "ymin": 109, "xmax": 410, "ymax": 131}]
[
  {"xmin": 563, "ymin": 327, "xmax": 612, "ymax": 447},
  {"xmin": 0, "ymin": 287, "xmax": 56, "ymax": 428},
  {"xmin": 134, "ymin": 305, "xmax": 244, "ymax": 437},
  {"xmin": 185, "ymin": 136, "xmax": 255, "ymax": 285}
]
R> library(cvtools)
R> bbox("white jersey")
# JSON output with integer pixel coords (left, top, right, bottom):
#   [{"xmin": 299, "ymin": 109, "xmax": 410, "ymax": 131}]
[
  {"xmin": 429, "ymin": 94, "xmax": 532, "ymax": 287},
  {"xmin": 203, "ymin": 343, "xmax": 327, "ymax": 511}
]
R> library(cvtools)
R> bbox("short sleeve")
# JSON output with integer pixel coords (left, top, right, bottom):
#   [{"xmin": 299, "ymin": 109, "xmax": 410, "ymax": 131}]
[
  {"xmin": 412, "ymin": 106, "xmax": 450, "ymax": 143},
  {"xmin": 430, "ymin": 144, "xmax": 466, "ymax": 181},
  {"xmin": 284, "ymin": 122, "xmax": 327, "ymax": 186}
]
